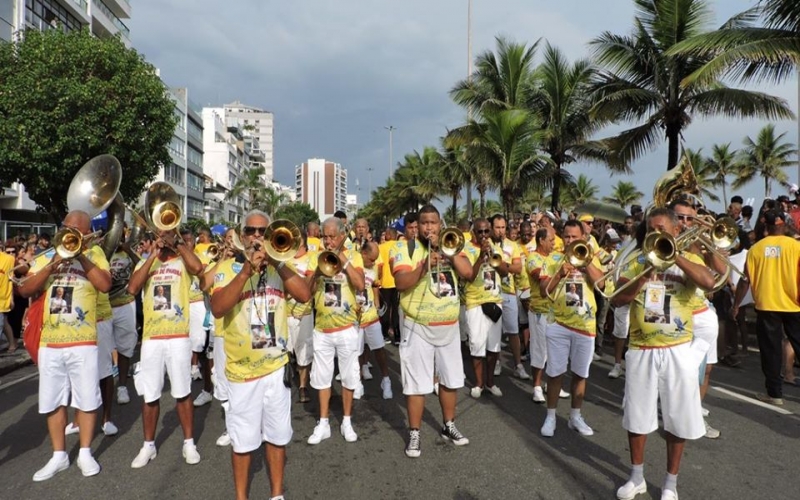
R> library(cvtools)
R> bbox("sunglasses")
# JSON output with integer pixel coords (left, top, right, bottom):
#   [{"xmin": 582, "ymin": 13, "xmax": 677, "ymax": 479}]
[
  {"xmin": 243, "ymin": 226, "xmax": 267, "ymax": 236},
  {"xmin": 676, "ymin": 215, "xmax": 694, "ymax": 221},
  {"xmin": 475, "ymin": 229, "xmax": 491, "ymax": 235}
]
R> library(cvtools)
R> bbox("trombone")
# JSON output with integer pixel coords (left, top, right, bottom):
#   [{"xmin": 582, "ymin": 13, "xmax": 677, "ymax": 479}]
[
  {"xmin": 427, "ymin": 227, "xmax": 465, "ymax": 295},
  {"xmin": 262, "ymin": 220, "xmax": 301, "ymax": 262},
  {"xmin": 143, "ymin": 182, "xmax": 183, "ymax": 249},
  {"xmin": 595, "ymin": 231, "xmax": 677, "ymax": 299},
  {"xmin": 546, "ymin": 241, "xmax": 593, "ymax": 301},
  {"xmin": 675, "ymin": 215, "xmax": 744, "ymax": 291},
  {"xmin": 318, "ymin": 235, "xmax": 348, "ymax": 278}
]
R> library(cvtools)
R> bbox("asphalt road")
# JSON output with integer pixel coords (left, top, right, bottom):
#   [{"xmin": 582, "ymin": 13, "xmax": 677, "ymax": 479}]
[{"xmin": 1, "ymin": 345, "xmax": 799, "ymax": 500}]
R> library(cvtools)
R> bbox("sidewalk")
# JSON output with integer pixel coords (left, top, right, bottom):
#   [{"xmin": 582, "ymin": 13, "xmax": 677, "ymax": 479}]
[{"xmin": 0, "ymin": 348, "xmax": 32, "ymax": 377}]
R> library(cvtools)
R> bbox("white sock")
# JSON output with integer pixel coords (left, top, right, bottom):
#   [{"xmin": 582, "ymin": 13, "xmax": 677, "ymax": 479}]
[
  {"xmin": 614, "ymin": 363, "xmax": 621, "ymax": 370},
  {"xmin": 342, "ymin": 416, "xmax": 352, "ymax": 426},
  {"xmin": 183, "ymin": 438, "xmax": 195, "ymax": 447},
  {"xmin": 319, "ymin": 418, "xmax": 329, "ymax": 426},
  {"xmin": 516, "ymin": 363, "xmax": 524, "ymax": 369},
  {"xmin": 143, "ymin": 441, "xmax": 156, "ymax": 449},
  {"xmin": 663, "ymin": 473, "xmax": 678, "ymax": 492},
  {"xmin": 630, "ymin": 464, "xmax": 644, "ymax": 485},
  {"xmin": 383, "ymin": 376, "xmax": 390, "ymax": 382},
  {"xmin": 53, "ymin": 450, "xmax": 68, "ymax": 461},
  {"xmin": 546, "ymin": 408, "xmax": 556, "ymax": 419},
  {"xmin": 78, "ymin": 447, "xmax": 92, "ymax": 460},
  {"xmin": 570, "ymin": 408, "xmax": 581, "ymax": 419}
]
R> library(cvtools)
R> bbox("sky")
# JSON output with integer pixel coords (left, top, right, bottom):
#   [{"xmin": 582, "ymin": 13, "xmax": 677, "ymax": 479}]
[{"xmin": 128, "ymin": 0, "xmax": 799, "ymax": 213}]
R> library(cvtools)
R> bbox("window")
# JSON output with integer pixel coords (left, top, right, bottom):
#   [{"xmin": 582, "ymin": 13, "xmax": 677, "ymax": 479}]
[
  {"xmin": 187, "ymin": 147, "xmax": 203, "ymax": 168},
  {"xmin": 174, "ymin": 109, "xmax": 185, "ymax": 131},
  {"xmin": 164, "ymin": 163, "xmax": 184, "ymax": 186},
  {"xmin": 25, "ymin": 0, "xmax": 82, "ymax": 33},
  {"xmin": 187, "ymin": 171, "xmax": 204, "ymax": 192},
  {"xmin": 169, "ymin": 137, "xmax": 185, "ymax": 158},
  {"xmin": 187, "ymin": 120, "xmax": 202, "ymax": 141},
  {"xmin": 187, "ymin": 198, "xmax": 204, "ymax": 219}
]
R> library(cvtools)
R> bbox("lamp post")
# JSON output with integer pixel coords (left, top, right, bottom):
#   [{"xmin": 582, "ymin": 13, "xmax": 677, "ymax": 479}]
[
  {"xmin": 367, "ymin": 167, "xmax": 373, "ymax": 202},
  {"xmin": 385, "ymin": 125, "xmax": 396, "ymax": 177}
]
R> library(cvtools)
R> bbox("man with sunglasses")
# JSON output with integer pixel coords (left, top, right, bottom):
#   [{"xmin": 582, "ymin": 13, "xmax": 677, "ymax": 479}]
[
  {"xmin": 126, "ymin": 226, "xmax": 204, "ymax": 469},
  {"xmin": 307, "ymin": 217, "xmax": 366, "ymax": 445},
  {"xmin": 18, "ymin": 211, "xmax": 112, "ymax": 481},
  {"xmin": 210, "ymin": 210, "xmax": 311, "ymax": 500}
]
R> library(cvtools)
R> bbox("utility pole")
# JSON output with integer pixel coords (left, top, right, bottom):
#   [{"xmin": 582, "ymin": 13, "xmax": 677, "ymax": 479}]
[
  {"xmin": 385, "ymin": 125, "xmax": 396, "ymax": 177},
  {"xmin": 367, "ymin": 167, "xmax": 374, "ymax": 202}
]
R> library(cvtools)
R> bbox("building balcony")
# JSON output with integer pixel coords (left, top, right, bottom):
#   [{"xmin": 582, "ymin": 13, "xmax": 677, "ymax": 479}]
[
  {"xmin": 1, "ymin": 185, "xmax": 18, "ymax": 200},
  {"xmin": 102, "ymin": 0, "xmax": 131, "ymax": 19},
  {"xmin": 91, "ymin": 0, "xmax": 130, "ymax": 44}
]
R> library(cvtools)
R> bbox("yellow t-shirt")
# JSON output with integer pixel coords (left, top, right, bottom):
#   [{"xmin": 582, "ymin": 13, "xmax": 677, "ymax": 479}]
[
  {"xmin": 307, "ymin": 237, "xmax": 321, "ymax": 253},
  {"xmin": 30, "ymin": 246, "xmax": 110, "ymax": 347},
  {"xmin": 498, "ymin": 238, "xmax": 521, "ymax": 295},
  {"xmin": 747, "ymin": 235, "xmax": 800, "ymax": 312},
  {"xmin": 515, "ymin": 240, "xmax": 537, "ymax": 295},
  {"xmin": 378, "ymin": 241, "xmax": 396, "ymax": 289},
  {"xmin": 287, "ymin": 252, "xmax": 317, "ymax": 319},
  {"xmin": 313, "ymin": 248, "xmax": 364, "ymax": 332},
  {"xmin": 213, "ymin": 258, "xmax": 289, "ymax": 382},
  {"xmin": 357, "ymin": 257, "xmax": 382, "ymax": 326},
  {"xmin": 137, "ymin": 255, "xmax": 192, "ymax": 341},
  {"xmin": 540, "ymin": 252, "xmax": 599, "ymax": 336},
  {"xmin": 462, "ymin": 241, "xmax": 502, "ymax": 309},
  {"xmin": 588, "ymin": 235, "xmax": 612, "ymax": 265},
  {"xmin": 109, "ymin": 250, "xmax": 136, "ymax": 307},
  {"xmin": 189, "ymin": 245, "xmax": 213, "ymax": 304},
  {"xmin": 526, "ymin": 251, "xmax": 549, "ymax": 314},
  {"xmin": 97, "ymin": 292, "xmax": 112, "ymax": 322},
  {"xmin": 0, "ymin": 253, "xmax": 15, "ymax": 313},
  {"xmin": 621, "ymin": 252, "xmax": 705, "ymax": 348},
  {"xmin": 389, "ymin": 240, "xmax": 460, "ymax": 326},
  {"xmin": 554, "ymin": 235, "xmax": 564, "ymax": 253},
  {"xmin": 203, "ymin": 260, "xmax": 226, "ymax": 338}
]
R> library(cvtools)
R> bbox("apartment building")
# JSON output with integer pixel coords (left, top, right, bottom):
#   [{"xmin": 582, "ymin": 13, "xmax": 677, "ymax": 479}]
[
  {"xmin": 223, "ymin": 101, "xmax": 274, "ymax": 182},
  {"xmin": 295, "ymin": 158, "xmax": 348, "ymax": 221}
]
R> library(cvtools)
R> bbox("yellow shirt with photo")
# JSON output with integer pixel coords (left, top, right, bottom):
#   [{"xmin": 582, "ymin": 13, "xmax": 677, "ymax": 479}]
[
  {"xmin": 287, "ymin": 252, "xmax": 317, "ymax": 319},
  {"xmin": 621, "ymin": 252, "xmax": 704, "ymax": 348},
  {"xmin": 554, "ymin": 235, "xmax": 564, "ymax": 253},
  {"xmin": 747, "ymin": 235, "xmax": 800, "ymax": 312},
  {"xmin": 526, "ymin": 251, "xmax": 550, "ymax": 314},
  {"xmin": 357, "ymin": 256, "xmax": 382, "ymax": 326},
  {"xmin": 0, "ymin": 252, "xmax": 14, "ymax": 313},
  {"xmin": 137, "ymin": 255, "xmax": 192, "ymax": 341},
  {"xmin": 203, "ymin": 260, "xmax": 226, "ymax": 338},
  {"xmin": 462, "ymin": 240, "xmax": 503, "ymax": 309},
  {"xmin": 378, "ymin": 241, "xmax": 396, "ymax": 289},
  {"xmin": 498, "ymin": 238, "xmax": 521, "ymax": 295},
  {"xmin": 313, "ymin": 248, "xmax": 364, "ymax": 332},
  {"xmin": 389, "ymin": 239, "xmax": 460, "ymax": 326},
  {"xmin": 109, "ymin": 250, "xmax": 136, "ymax": 307},
  {"xmin": 540, "ymin": 252, "xmax": 600, "ymax": 336},
  {"xmin": 30, "ymin": 246, "xmax": 110, "ymax": 347},
  {"xmin": 213, "ymin": 258, "xmax": 289, "ymax": 382}
]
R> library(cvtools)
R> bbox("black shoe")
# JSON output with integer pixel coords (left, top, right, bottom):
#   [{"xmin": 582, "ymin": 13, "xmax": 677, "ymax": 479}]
[
  {"xmin": 405, "ymin": 429, "xmax": 421, "ymax": 458},
  {"xmin": 440, "ymin": 421, "xmax": 469, "ymax": 446}
]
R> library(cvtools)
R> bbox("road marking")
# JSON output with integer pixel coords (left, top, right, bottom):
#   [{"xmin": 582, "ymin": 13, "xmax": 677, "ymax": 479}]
[
  {"xmin": 711, "ymin": 386, "xmax": 792, "ymax": 415},
  {"xmin": 0, "ymin": 372, "xmax": 38, "ymax": 391}
]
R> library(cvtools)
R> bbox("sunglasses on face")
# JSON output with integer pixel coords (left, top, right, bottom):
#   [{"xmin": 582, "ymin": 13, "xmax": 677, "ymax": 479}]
[
  {"xmin": 243, "ymin": 226, "xmax": 267, "ymax": 236},
  {"xmin": 676, "ymin": 215, "xmax": 693, "ymax": 222},
  {"xmin": 475, "ymin": 229, "xmax": 491, "ymax": 235}
]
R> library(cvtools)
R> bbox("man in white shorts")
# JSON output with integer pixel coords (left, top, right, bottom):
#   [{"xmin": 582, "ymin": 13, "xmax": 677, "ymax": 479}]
[
  {"xmin": 108, "ymin": 238, "xmax": 140, "ymax": 404},
  {"xmin": 391, "ymin": 205, "xmax": 472, "ymax": 457},
  {"xmin": 358, "ymin": 241, "xmax": 392, "ymax": 399},
  {"xmin": 210, "ymin": 209, "xmax": 311, "ymax": 500},
  {"xmin": 286, "ymin": 230, "xmax": 316, "ymax": 403},
  {"xmin": 539, "ymin": 219, "xmax": 604, "ymax": 438},
  {"xmin": 19, "ymin": 210, "xmax": 111, "ymax": 481},
  {"xmin": 612, "ymin": 207, "xmax": 714, "ymax": 500},
  {"xmin": 307, "ymin": 217, "xmax": 365, "ymax": 445},
  {"xmin": 126, "ymin": 228, "xmax": 203, "ymax": 468},
  {"xmin": 526, "ymin": 227, "xmax": 554, "ymax": 403}
]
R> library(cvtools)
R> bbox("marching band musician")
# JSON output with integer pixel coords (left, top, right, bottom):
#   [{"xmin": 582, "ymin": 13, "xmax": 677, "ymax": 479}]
[
  {"xmin": 391, "ymin": 205, "xmax": 473, "ymax": 457},
  {"xmin": 611, "ymin": 207, "xmax": 714, "ymax": 500},
  {"xmin": 210, "ymin": 210, "xmax": 311, "ymax": 500},
  {"xmin": 526, "ymin": 226, "xmax": 556, "ymax": 403},
  {"xmin": 285, "ymin": 228, "xmax": 317, "ymax": 404},
  {"xmin": 126, "ymin": 227, "xmax": 203, "ymax": 469},
  {"xmin": 538, "ymin": 219, "xmax": 604, "ymax": 438},
  {"xmin": 19, "ymin": 210, "xmax": 111, "ymax": 481},
  {"xmin": 108, "ymin": 233, "xmax": 140, "ymax": 406}
]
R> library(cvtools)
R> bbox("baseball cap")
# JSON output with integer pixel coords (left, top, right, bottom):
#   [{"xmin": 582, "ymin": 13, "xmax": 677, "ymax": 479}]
[
  {"xmin": 606, "ymin": 228, "xmax": 621, "ymax": 242},
  {"xmin": 543, "ymin": 210, "xmax": 556, "ymax": 221},
  {"xmin": 578, "ymin": 214, "xmax": 594, "ymax": 223}
]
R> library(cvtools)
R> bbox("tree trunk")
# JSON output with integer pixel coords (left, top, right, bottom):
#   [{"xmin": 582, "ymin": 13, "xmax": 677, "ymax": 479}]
[
  {"xmin": 451, "ymin": 188, "xmax": 458, "ymax": 225},
  {"xmin": 722, "ymin": 182, "xmax": 728, "ymax": 207},
  {"xmin": 550, "ymin": 165, "xmax": 562, "ymax": 213},
  {"xmin": 465, "ymin": 178, "xmax": 473, "ymax": 220},
  {"xmin": 666, "ymin": 124, "xmax": 681, "ymax": 170},
  {"xmin": 765, "ymin": 175, "xmax": 770, "ymax": 198},
  {"xmin": 478, "ymin": 186, "xmax": 486, "ymax": 218}
]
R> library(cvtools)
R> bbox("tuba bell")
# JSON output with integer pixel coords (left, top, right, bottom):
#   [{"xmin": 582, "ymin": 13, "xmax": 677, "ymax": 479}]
[
  {"xmin": 143, "ymin": 182, "xmax": 183, "ymax": 247},
  {"xmin": 262, "ymin": 220, "xmax": 301, "ymax": 262},
  {"xmin": 651, "ymin": 152, "xmax": 700, "ymax": 209}
]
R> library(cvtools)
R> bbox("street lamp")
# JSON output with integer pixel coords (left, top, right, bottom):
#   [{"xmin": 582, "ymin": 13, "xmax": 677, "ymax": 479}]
[
  {"xmin": 385, "ymin": 125, "xmax": 396, "ymax": 177},
  {"xmin": 367, "ymin": 167, "xmax": 374, "ymax": 202}
]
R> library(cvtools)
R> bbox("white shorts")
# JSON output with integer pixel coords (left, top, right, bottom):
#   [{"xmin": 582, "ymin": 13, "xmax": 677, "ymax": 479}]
[
  {"xmin": 111, "ymin": 301, "xmax": 138, "ymax": 357},
  {"xmin": 360, "ymin": 321, "xmax": 384, "ymax": 351},
  {"xmin": 97, "ymin": 320, "xmax": 115, "ymax": 379},
  {"xmin": 226, "ymin": 366, "xmax": 293, "ymax": 453},
  {"xmin": 501, "ymin": 293, "xmax": 519, "ymax": 334},
  {"xmin": 466, "ymin": 306, "xmax": 503, "ymax": 357},
  {"xmin": 135, "ymin": 337, "xmax": 192, "ymax": 403},
  {"xmin": 622, "ymin": 342, "xmax": 706, "ymax": 439},
  {"xmin": 38, "ymin": 346, "xmax": 102, "ymax": 414},
  {"xmin": 459, "ymin": 305, "xmax": 469, "ymax": 342},
  {"xmin": 189, "ymin": 301, "xmax": 208, "ymax": 353},
  {"xmin": 212, "ymin": 335, "xmax": 229, "ymax": 402},
  {"xmin": 528, "ymin": 311, "xmax": 548, "ymax": 369},
  {"xmin": 400, "ymin": 323, "xmax": 464, "ymax": 395},
  {"xmin": 612, "ymin": 304, "xmax": 631, "ymax": 339},
  {"xmin": 693, "ymin": 307, "xmax": 719, "ymax": 365},
  {"xmin": 288, "ymin": 315, "xmax": 314, "ymax": 366},
  {"xmin": 545, "ymin": 323, "xmax": 594, "ymax": 379},
  {"xmin": 310, "ymin": 327, "xmax": 360, "ymax": 391}
]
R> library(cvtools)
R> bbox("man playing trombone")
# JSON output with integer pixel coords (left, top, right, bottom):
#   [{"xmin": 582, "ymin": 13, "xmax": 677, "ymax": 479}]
[{"xmin": 612, "ymin": 208, "xmax": 715, "ymax": 500}]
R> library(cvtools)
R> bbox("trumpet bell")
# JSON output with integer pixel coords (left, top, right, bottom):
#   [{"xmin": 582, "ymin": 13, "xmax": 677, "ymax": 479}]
[
  {"xmin": 710, "ymin": 217, "xmax": 739, "ymax": 250},
  {"xmin": 54, "ymin": 227, "xmax": 84, "ymax": 260},
  {"xmin": 206, "ymin": 244, "xmax": 220, "ymax": 259},
  {"xmin": 439, "ymin": 228, "xmax": 465, "ymax": 257},
  {"xmin": 564, "ymin": 241, "xmax": 592, "ymax": 268},
  {"xmin": 317, "ymin": 251, "xmax": 342, "ymax": 277},
  {"xmin": 489, "ymin": 252, "xmax": 504, "ymax": 268},
  {"xmin": 642, "ymin": 231, "xmax": 676, "ymax": 270},
  {"xmin": 151, "ymin": 201, "xmax": 181, "ymax": 231},
  {"xmin": 67, "ymin": 155, "xmax": 123, "ymax": 218},
  {"xmin": 264, "ymin": 220, "xmax": 301, "ymax": 262}
]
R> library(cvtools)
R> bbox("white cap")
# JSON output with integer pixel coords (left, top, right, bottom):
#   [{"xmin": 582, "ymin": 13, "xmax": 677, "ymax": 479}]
[
  {"xmin": 543, "ymin": 210, "xmax": 556, "ymax": 221},
  {"xmin": 606, "ymin": 228, "xmax": 621, "ymax": 241},
  {"xmin": 790, "ymin": 184, "xmax": 799, "ymax": 195}
]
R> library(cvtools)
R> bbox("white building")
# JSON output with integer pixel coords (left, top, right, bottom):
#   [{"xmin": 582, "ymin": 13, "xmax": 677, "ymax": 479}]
[
  {"xmin": 295, "ymin": 158, "xmax": 348, "ymax": 221},
  {"xmin": 346, "ymin": 194, "xmax": 359, "ymax": 220},
  {"xmin": 223, "ymin": 101, "xmax": 275, "ymax": 182},
  {"xmin": 201, "ymin": 107, "xmax": 250, "ymax": 225}
]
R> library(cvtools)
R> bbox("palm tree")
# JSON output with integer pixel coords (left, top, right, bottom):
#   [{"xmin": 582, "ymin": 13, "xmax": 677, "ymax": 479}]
[
  {"xmin": 393, "ymin": 147, "xmax": 443, "ymax": 210},
  {"xmin": 687, "ymin": 148, "xmax": 721, "ymax": 203},
  {"xmin": 705, "ymin": 143, "xmax": 740, "ymax": 204},
  {"xmin": 561, "ymin": 174, "xmax": 599, "ymax": 210},
  {"xmin": 256, "ymin": 186, "xmax": 287, "ymax": 218},
  {"xmin": 439, "ymin": 143, "xmax": 471, "ymax": 224},
  {"xmin": 603, "ymin": 180, "xmax": 644, "ymax": 209},
  {"xmin": 590, "ymin": 0, "xmax": 794, "ymax": 171},
  {"xmin": 226, "ymin": 166, "xmax": 265, "ymax": 208},
  {"xmin": 733, "ymin": 124, "xmax": 797, "ymax": 197}
]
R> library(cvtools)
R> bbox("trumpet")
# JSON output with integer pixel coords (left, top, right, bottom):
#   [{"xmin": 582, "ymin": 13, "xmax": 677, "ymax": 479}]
[
  {"xmin": 263, "ymin": 220, "xmax": 301, "ymax": 262},
  {"xmin": 674, "ymin": 216, "xmax": 744, "ymax": 291},
  {"xmin": 206, "ymin": 244, "xmax": 220, "ymax": 260},
  {"xmin": 596, "ymin": 231, "xmax": 677, "ymax": 299},
  {"xmin": 489, "ymin": 251, "xmax": 504, "ymax": 268},
  {"xmin": 546, "ymin": 241, "xmax": 593, "ymax": 301},
  {"xmin": 9, "ymin": 228, "xmax": 102, "ymax": 285},
  {"xmin": 427, "ymin": 228, "xmax": 465, "ymax": 295},
  {"xmin": 318, "ymin": 235, "xmax": 348, "ymax": 278}
]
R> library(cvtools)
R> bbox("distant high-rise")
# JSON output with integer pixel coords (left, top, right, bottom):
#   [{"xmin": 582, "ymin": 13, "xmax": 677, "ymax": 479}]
[
  {"xmin": 223, "ymin": 101, "xmax": 274, "ymax": 182},
  {"xmin": 295, "ymin": 159, "xmax": 348, "ymax": 221}
]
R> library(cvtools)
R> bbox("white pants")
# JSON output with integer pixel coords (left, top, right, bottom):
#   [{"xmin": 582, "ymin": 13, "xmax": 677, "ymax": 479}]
[
  {"xmin": 612, "ymin": 304, "xmax": 631, "ymax": 339},
  {"xmin": 39, "ymin": 346, "xmax": 101, "ymax": 414},
  {"xmin": 226, "ymin": 366, "xmax": 292, "ymax": 453},
  {"xmin": 360, "ymin": 321, "xmax": 384, "ymax": 351},
  {"xmin": 111, "ymin": 301, "xmax": 137, "ymax": 357},
  {"xmin": 310, "ymin": 327, "xmax": 360, "ymax": 391},
  {"xmin": 287, "ymin": 315, "xmax": 314, "ymax": 366},
  {"xmin": 96, "ymin": 320, "xmax": 115, "ymax": 379},
  {"xmin": 400, "ymin": 323, "xmax": 463, "ymax": 395},
  {"xmin": 528, "ymin": 311, "xmax": 548, "ymax": 370},
  {"xmin": 466, "ymin": 306, "xmax": 502, "ymax": 357},
  {"xmin": 135, "ymin": 337, "xmax": 192, "ymax": 403},
  {"xmin": 501, "ymin": 293, "xmax": 519, "ymax": 334},
  {"xmin": 212, "ymin": 336, "xmax": 229, "ymax": 402},
  {"xmin": 545, "ymin": 323, "xmax": 594, "ymax": 379},
  {"xmin": 189, "ymin": 301, "xmax": 208, "ymax": 353},
  {"xmin": 693, "ymin": 307, "xmax": 719, "ymax": 365}
]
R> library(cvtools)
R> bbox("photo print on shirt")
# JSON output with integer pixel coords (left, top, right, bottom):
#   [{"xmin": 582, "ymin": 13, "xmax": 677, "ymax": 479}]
[
  {"xmin": 564, "ymin": 279, "xmax": 583, "ymax": 308},
  {"xmin": 323, "ymin": 281, "xmax": 342, "ymax": 308},
  {"xmin": 431, "ymin": 270, "xmax": 456, "ymax": 298},
  {"xmin": 49, "ymin": 285, "xmax": 73, "ymax": 314},
  {"xmin": 153, "ymin": 284, "xmax": 172, "ymax": 311}
]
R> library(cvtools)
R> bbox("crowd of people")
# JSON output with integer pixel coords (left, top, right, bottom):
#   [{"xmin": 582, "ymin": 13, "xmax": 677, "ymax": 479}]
[{"xmin": 2, "ymin": 192, "xmax": 800, "ymax": 500}]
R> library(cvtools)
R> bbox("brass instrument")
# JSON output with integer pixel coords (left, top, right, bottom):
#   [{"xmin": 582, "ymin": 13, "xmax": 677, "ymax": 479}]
[
  {"xmin": 598, "ymin": 231, "xmax": 678, "ymax": 299},
  {"xmin": 546, "ymin": 241, "xmax": 593, "ymax": 301},
  {"xmin": 262, "ymin": 219, "xmax": 301, "ymax": 262},
  {"xmin": 427, "ymin": 227, "xmax": 465, "ymax": 295},
  {"xmin": 143, "ymin": 182, "xmax": 183, "ymax": 248},
  {"xmin": 206, "ymin": 244, "xmax": 220, "ymax": 260},
  {"xmin": 318, "ymin": 236, "xmax": 348, "ymax": 278},
  {"xmin": 651, "ymin": 153, "xmax": 700, "ymax": 210},
  {"xmin": 489, "ymin": 251, "xmax": 504, "ymax": 268}
]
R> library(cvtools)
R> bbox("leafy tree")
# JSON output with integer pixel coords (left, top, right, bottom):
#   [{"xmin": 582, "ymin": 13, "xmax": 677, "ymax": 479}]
[
  {"xmin": 685, "ymin": 147, "xmax": 720, "ymax": 203},
  {"xmin": 274, "ymin": 202, "xmax": 320, "ymax": 228},
  {"xmin": 704, "ymin": 143, "xmax": 741, "ymax": 204},
  {"xmin": 733, "ymin": 124, "xmax": 797, "ymax": 197},
  {"xmin": 561, "ymin": 174, "xmax": 599, "ymax": 210},
  {"xmin": 227, "ymin": 166, "xmax": 264, "ymax": 208},
  {"xmin": 0, "ymin": 28, "xmax": 177, "ymax": 220},
  {"xmin": 603, "ymin": 180, "xmax": 644, "ymax": 209}
]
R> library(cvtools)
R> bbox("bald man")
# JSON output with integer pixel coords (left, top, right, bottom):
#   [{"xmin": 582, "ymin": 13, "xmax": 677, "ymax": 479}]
[{"xmin": 19, "ymin": 210, "xmax": 112, "ymax": 481}]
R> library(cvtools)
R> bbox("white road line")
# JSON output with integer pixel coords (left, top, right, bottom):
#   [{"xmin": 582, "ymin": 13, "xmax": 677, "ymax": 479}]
[
  {"xmin": 711, "ymin": 386, "xmax": 792, "ymax": 415},
  {"xmin": 0, "ymin": 372, "xmax": 38, "ymax": 391}
]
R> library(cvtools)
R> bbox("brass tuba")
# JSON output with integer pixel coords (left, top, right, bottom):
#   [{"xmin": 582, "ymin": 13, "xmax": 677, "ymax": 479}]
[{"xmin": 651, "ymin": 153, "xmax": 700, "ymax": 209}]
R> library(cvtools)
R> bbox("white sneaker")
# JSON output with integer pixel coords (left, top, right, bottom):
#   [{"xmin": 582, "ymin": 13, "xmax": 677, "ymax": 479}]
[
  {"xmin": 340, "ymin": 421, "xmax": 358, "ymax": 442},
  {"xmin": 367, "ymin": 361, "xmax": 373, "ymax": 368},
  {"xmin": 661, "ymin": 489, "xmax": 678, "ymax": 500},
  {"xmin": 701, "ymin": 406, "xmax": 709, "ymax": 417},
  {"xmin": 65, "ymin": 423, "xmax": 80, "ymax": 436},
  {"xmin": 541, "ymin": 415, "xmax": 556, "ymax": 437},
  {"xmin": 608, "ymin": 364, "xmax": 623, "ymax": 379},
  {"xmin": 182, "ymin": 443, "xmax": 201, "ymax": 465},
  {"xmin": 532, "ymin": 386, "xmax": 545, "ymax": 403},
  {"xmin": 191, "ymin": 365, "xmax": 202, "ymax": 381},
  {"xmin": 616, "ymin": 480, "xmax": 646, "ymax": 500},
  {"xmin": 216, "ymin": 431, "xmax": 231, "ymax": 447},
  {"xmin": 77, "ymin": 454, "xmax": 101, "ymax": 477},
  {"xmin": 704, "ymin": 419, "xmax": 720, "ymax": 439},
  {"xmin": 568, "ymin": 415, "xmax": 594, "ymax": 436},
  {"xmin": 469, "ymin": 386, "xmax": 483, "ymax": 399},
  {"xmin": 193, "ymin": 390, "xmax": 213, "ymax": 407},
  {"xmin": 559, "ymin": 389, "xmax": 570, "ymax": 399},
  {"xmin": 307, "ymin": 421, "xmax": 331, "ymax": 445},
  {"xmin": 353, "ymin": 383, "xmax": 364, "ymax": 400},
  {"xmin": 117, "ymin": 386, "xmax": 130, "ymax": 405},
  {"xmin": 33, "ymin": 454, "xmax": 70, "ymax": 482},
  {"xmin": 381, "ymin": 377, "xmax": 393, "ymax": 399},
  {"xmin": 131, "ymin": 445, "xmax": 157, "ymax": 468},
  {"xmin": 486, "ymin": 385, "xmax": 503, "ymax": 397},
  {"xmin": 494, "ymin": 362, "xmax": 502, "ymax": 376},
  {"xmin": 515, "ymin": 364, "xmax": 531, "ymax": 380},
  {"xmin": 102, "ymin": 421, "xmax": 118, "ymax": 436},
  {"xmin": 362, "ymin": 365, "xmax": 373, "ymax": 380},
  {"xmin": 592, "ymin": 352, "xmax": 602, "ymax": 362}
]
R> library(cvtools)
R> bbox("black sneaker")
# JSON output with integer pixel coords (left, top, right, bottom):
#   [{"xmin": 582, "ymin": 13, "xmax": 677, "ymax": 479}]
[
  {"xmin": 405, "ymin": 429, "xmax": 421, "ymax": 458},
  {"xmin": 441, "ymin": 421, "xmax": 469, "ymax": 446}
]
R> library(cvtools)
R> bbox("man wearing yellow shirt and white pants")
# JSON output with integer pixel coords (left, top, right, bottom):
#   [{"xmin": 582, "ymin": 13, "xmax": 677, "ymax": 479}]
[
  {"xmin": 527, "ymin": 227, "xmax": 555, "ymax": 403},
  {"xmin": 612, "ymin": 208, "xmax": 714, "ymax": 500},
  {"xmin": 539, "ymin": 219, "xmax": 604, "ymax": 437},
  {"xmin": 18, "ymin": 210, "xmax": 112, "ymax": 481},
  {"xmin": 358, "ymin": 242, "xmax": 392, "ymax": 399},
  {"xmin": 211, "ymin": 209, "xmax": 311, "ymax": 500},
  {"xmin": 185, "ymin": 229, "xmax": 214, "ymax": 407},
  {"xmin": 307, "ymin": 217, "xmax": 366, "ymax": 445}
]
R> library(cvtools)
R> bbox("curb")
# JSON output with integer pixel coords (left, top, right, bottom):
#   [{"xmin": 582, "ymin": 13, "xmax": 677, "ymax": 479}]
[{"xmin": 0, "ymin": 350, "xmax": 33, "ymax": 377}]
